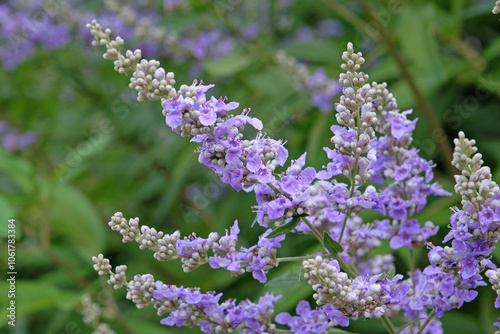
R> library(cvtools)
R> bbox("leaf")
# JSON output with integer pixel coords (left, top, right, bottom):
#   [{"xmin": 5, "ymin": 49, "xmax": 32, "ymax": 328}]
[
  {"xmin": 323, "ymin": 232, "xmax": 345, "ymax": 254},
  {"xmin": 0, "ymin": 151, "xmax": 35, "ymax": 194},
  {"xmin": 203, "ymin": 50, "xmax": 254, "ymax": 77},
  {"xmin": 483, "ymin": 37, "xmax": 500, "ymax": 61},
  {"xmin": 265, "ymin": 273, "xmax": 308, "ymax": 287},
  {"xmin": 396, "ymin": 4, "xmax": 446, "ymax": 95},
  {"xmin": 266, "ymin": 215, "xmax": 302, "ymax": 239},
  {"xmin": 0, "ymin": 196, "xmax": 15, "ymax": 238},
  {"xmin": 328, "ymin": 329, "xmax": 358, "ymax": 334},
  {"xmin": 0, "ymin": 280, "xmax": 80, "ymax": 327},
  {"xmin": 49, "ymin": 182, "xmax": 105, "ymax": 261}
]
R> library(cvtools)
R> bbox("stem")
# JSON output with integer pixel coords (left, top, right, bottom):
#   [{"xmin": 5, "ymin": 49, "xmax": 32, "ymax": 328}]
[
  {"xmin": 333, "ymin": 253, "xmax": 358, "ymax": 279},
  {"xmin": 347, "ymin": 259, "xmax": 361, "ymax": 277},
  {"xmin": 446, "ymin": 35, "xmax": 486, "ymax": 73},
  {"xmin": 338, "ymin": 89, "xmax": 362, "ymax": 241},
  {"xmin": 409, "ymin": 249, "xmax": 416, "ymax": 292},
  {"xmin": 301, "ymin": 217, "xmax": 360, "ymax": 278},
  {"xmin": 381, "ymin": 314, "xmax": 397, "ymax": 334},
  {"xmin": 267, "ymin": 182, "xmax": 281, "ymax": 194},
  {"xmin": 301, "ymin": 216, "xmax": 324, "ymax": 243},
  {"xmin": 321, "ymin": 0, "xmax": 367, "ymax": 32},
  {"xmin": 417, "ymin": 309, "xmax": 436, "ymax": 334},
  {"xmin": 277, "ymin": 256, "xmax": 311, "ymax": 263}
]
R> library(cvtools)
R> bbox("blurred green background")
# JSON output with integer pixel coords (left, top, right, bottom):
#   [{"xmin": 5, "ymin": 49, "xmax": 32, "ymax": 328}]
[{"xmin": 1, "ymin": 0, "xmax": 500, "ymax": 333}]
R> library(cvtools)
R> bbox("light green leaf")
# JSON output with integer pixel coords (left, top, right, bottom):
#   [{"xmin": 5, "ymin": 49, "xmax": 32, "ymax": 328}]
[
  {"xmin": 0, "ymin": 151, "xmax": 35, "ymax": 194},
  {"xmin": 265, "ymin": 273, "xmax": 308, "ymax": 287},
  {"xmin": 0, "ymin": 196, "xmax": 15, "ymax": 238},
  {"xmin": 267, "ymin": 215, "xmax": 304, "ymax": 239},
  {"xmin": 328, "ymin": 329, "xmax": 358, "ymax": 334},
  {"xmin": 282, "ymin": 39, "xmax": 341, "ymax": 63},
  {"xmin": 0, "ymin": 280, "xmax": 81, "ymax": 327},
  {"xmin": 203, "ymin": 51, "xmax": 254, "ymax": 77},
  {"xmin": 396, "ymin": 4, "xmax": 446, "ymax": 95},
  {"xmin": 49, "ymin": 182, "xmax": 105, "ymax": 261},
  {"xmin": 323, "ymin": 231, "xmax": 345, "ymax": 254}
]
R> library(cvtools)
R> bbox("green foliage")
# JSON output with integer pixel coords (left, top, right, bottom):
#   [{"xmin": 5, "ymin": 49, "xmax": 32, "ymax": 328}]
[
  {"xmin": 267, "ymin": 215, "xmax": 304, "ymax": 238},
  {"xmin": 323, "ymin": 231, "xmax": 345, "ymax": 254}
]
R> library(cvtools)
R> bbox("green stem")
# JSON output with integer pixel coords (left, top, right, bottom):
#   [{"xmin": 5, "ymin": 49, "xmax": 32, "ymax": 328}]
[
  {"xmin": 348, "ymin": 259, "xmax": 361, "ymax": 277},
  {"xmin": 381, "ymin": 314, "xmax": 397, "ymax": 334},
  {"xmin": 301, "ymin": 216, "xmax": 324, "ymax": 243},
  {"xmin": 332, "ymin": 253, "xmax": 358, "ymax": 279},
  {"xmin": 417, "ymin": 309, "xmax": 436, "ymax": 334},
  {"xmin": 267, "ymin": 182, "xmax": 281, "ymax": 194},
  {"xmin": 409, "ymin": 249, "xmax": 416, "ymax": 293},
  {"xmin": 321, "ymin": 0, "xmax": 368, "ymax": 32},
  {"xmin": 338, "ymin": 104, "xmax": 361, "ymax": 242},
  {"xmin": 301, "ymin": 217, "xmax": 360, "ymax": 278}
]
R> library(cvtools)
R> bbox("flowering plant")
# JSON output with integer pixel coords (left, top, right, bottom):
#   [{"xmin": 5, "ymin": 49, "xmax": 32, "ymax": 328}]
[{"xmin": 82, "ymin": 10, "xmax": 500, "ymax": 333}]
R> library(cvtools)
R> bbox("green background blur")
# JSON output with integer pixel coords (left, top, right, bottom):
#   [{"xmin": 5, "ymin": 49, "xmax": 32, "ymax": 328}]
[{"xmin": 1, "ymin": 1, "xmax": 500, "ymax": 333}]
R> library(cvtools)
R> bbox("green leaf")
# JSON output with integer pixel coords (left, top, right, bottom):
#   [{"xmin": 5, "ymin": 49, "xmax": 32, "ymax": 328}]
[
  {"xmin": 266, "ymin": 215, "xmax": 302, "ymax": 238},
  {"xmin": 0, "ymin": 151, "xmax": 35, "ymax": 194},
  {"xmin": 265, "ymin": 273, "xmax": 308, "ymax": 287},
  {"xmin": 49, "ymin": 182, "xmax": 105, "ymax": 261},
  {"xmin": 282, "ymin": 39, "xmax": 341, "ymax": 63},
  {"xmin": 0, "ymin": 280, "xmax": 80, "ymax": 327},
  {"xmin": 0, "ymin": 196, "xmax": 15, "ymax": 238},
  {"xmin": 203, "ymin": 50, "xmax": 254, "ymax": 77},
  {"xmin": 483, "ymin": 37, "xmax": 500, "ymax": 61},
  {"xmin": 396, "ymin": 4, "xmax": 446, "ymax": 95},
  {"xmin": 328, "ymin": 329, "xmax": 358, "ymax": 334},
  {"xmin": 323, "ymin": 232, "xmax": 344, "ymax": 254}
]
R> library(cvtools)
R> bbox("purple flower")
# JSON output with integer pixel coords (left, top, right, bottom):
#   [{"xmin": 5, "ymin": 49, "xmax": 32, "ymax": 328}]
[
  {"xmin": 321, "ymin": 304, "xmax": 349, "ymax": 327},
  {"xmin": 267, "ymin": 197, "xmax": 293, "ymax": 219},
  {"xmin": 385, "ymin": 109, "xmax": 417, "ymax": 141},
  {"xmin": 275, "ymin": 300, "xmax": 334, "ymax": 333},
  {"xmin": 390, "ymin": 219, "xmax": 420, "ymax": 249},
  {"xmin": 460, "ymin": 255, "xmax": 478, "ymax": 279},
  {"xmin": 317, "ymin": 148, "xmax": 352, "ymax": 179},
  {"xmin": 387, "ymin": 196, "xmax": 409, "ymax": 220},
  {"xmin": 237, "ymin": 230, "xmax": 285, "ymax": 283},
  {"xmin": 209, "ymin": 221, "xmax": 242, "ymax": 272}
]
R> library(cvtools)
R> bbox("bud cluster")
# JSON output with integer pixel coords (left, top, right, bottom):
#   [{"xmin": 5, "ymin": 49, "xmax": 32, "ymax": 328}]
[
  {"xmin": 92, "ymin": 254, "xmax": 128, "ymax": 289},
  {"xmin": 108, "ymin": 212, "xmax": 180, "ymax": 261}
]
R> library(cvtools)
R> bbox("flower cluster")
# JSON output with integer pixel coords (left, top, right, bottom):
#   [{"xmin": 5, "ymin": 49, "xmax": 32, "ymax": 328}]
[
  {"xmin": 87, "ymin": 19, "xmax": 500, "ymax": 334},
  {"xmin": 435, "ymin": 132, "xmax": 499, "ymax": 279},
  {"xmin": 108, "ymin": 212, "xmax": 180, "ymax": 261},
  {"xmin": 303, "ymin": 256, "xmax": 408, "ymax": 321},
  {"xmin": 0, "ymin": 2, "xmax": 71, "ymax": 69},
  {"xmin": 80, "ymin": 295, "xmax": 116, "ymax": 334},
  {"xmin": 92, "ymin": 256, "xmax": 283, "ymax": 334},
  {"xmin": 107, "ymin": 213, "xmax": 285, "ymax": 283},
  {"xmin": 0, "ymin": 120, "xmax": 37, "ymax": 152},
  {"xmin": 275, "ymin": 300, "xmax": 346, "ymax": 332},
  {"xmin": 396, "ymin": 132, "xmax": 500, "ymax": 331}
]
